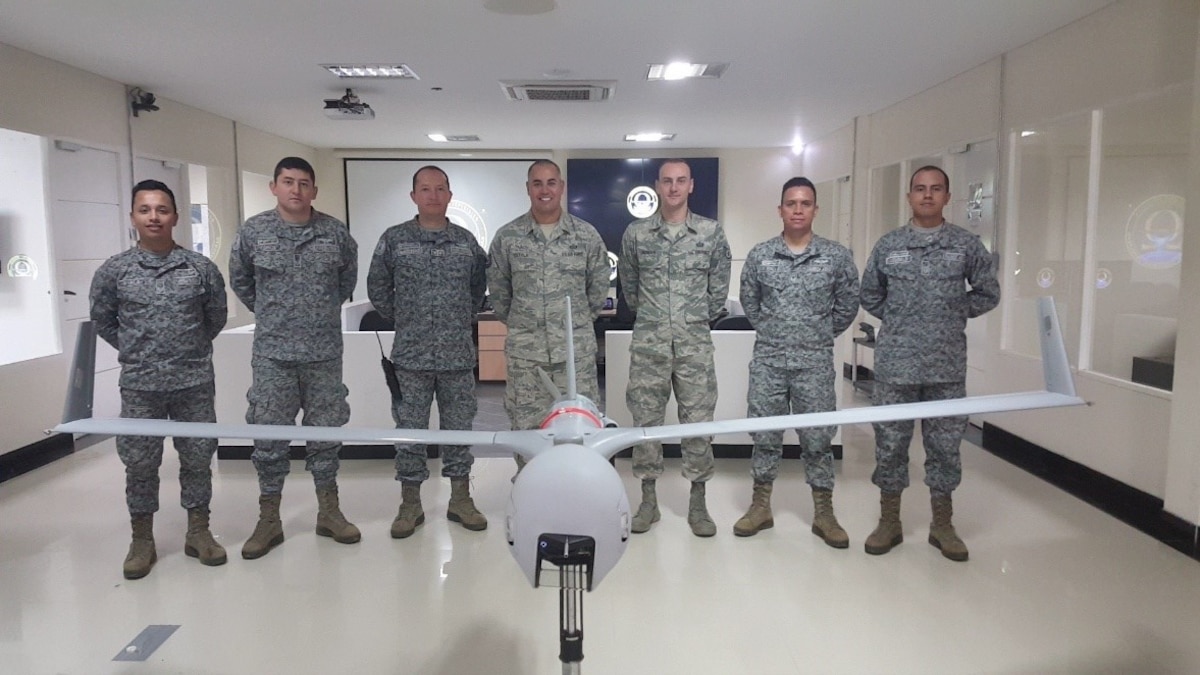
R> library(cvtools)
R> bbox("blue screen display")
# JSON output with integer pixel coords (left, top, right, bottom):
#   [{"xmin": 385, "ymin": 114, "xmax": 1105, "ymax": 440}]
[{"xmin": 566, "ymin": 158, "xmax": 719, "ymax": 254}]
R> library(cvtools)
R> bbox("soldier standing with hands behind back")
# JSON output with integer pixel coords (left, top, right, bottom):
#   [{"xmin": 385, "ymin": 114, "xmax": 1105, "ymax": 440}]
[
  {"xmin": 860, "ymin": 165, "xmax": 999, "ymax": 562},
  {"xmin": 90, "ymin": 179, "xmax": 228, "ymax": 579},
  {"xmin": 734, "ymin": 177, "xmax": 859, "ymax": 545},
  {"xmin": 229, "ymin": 156, "xmax": 360, "ymax": 559}
]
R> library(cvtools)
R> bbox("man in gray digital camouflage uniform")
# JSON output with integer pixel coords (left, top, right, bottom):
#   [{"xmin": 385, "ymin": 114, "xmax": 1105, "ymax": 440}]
[
  {"xmin": 229, "ymin": 156, "xmax": 360, "ymax": 559},
  {"xmin": 860, "ymin": 165, "xmax": 1000, "ymax": 562},
  {"xmin": 734, "ymin": 177, "xmax": 859, "ymax": 547},
  {"xmin": 90, "ymin": 179, "xmax": 228, "ymax": 579},
  {"xmin": 367, "ymin": 165, "xmax": 489, "ymax": 539},
  {"xmin": 618, "ymin": 159, "xmax": 731, "ymax": 537},
  {"xmin": 487, "ymin": 160, "xmax": 609, "ymax": 468}
]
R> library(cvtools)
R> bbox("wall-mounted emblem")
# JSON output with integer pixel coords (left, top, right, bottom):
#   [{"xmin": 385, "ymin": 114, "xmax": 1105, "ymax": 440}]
[
  {"xmin": 6, "ymin": 255, "xmax": 38, "ymax": 279},
  {"xmin": 1125, "ymin": 194, "xmax": 1184, "ymax": 269},
  {"xmin": 447, "ymin": 199, "xmax": 490, "ymax": 248},
  {"xmin": 626, "ymin": 186, "xmax": 658, "ymax": 219}
]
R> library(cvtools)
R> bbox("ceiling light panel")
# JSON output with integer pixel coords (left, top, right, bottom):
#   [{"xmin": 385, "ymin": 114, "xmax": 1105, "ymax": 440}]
[
  {"xmin": 645, "ymin": 62, "xmax": 728, "ymax": 81},
  {"xmin": 428, "ymin": 134, "xmax": 480, "ymax": 142},
  {"xmin": 322, "ymin": 64, "xmax": 419, "ymax": 79},
  {"xmin": 624, "ymin": 133, "xmax": 676, "ymax": 142}
]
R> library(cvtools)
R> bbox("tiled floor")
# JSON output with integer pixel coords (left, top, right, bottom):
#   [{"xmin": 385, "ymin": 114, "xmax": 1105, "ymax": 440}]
[{"xmin": 3, "ymin": 384, "xmax": 1200, "ymax": 674}]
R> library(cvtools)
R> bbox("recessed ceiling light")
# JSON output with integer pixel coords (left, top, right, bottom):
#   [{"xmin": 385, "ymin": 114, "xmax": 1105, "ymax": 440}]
[
  {"xmin": 428, "ymin": 134, "xmax": 481, "ymax": 142},
  {"xmin": 1021, "ymin": 130, "xmax": 1037, "ymax": 137},
  {"xmin": 645, "ymin": 62, "xmax": 728, "ymax": 81},
  {"xmin": 322, "ymin": 64, "xmax": 419, "ymax": 79},
  {"xmin": 624, "ymin": 132, "xmax": 676, "ymax": 142}
]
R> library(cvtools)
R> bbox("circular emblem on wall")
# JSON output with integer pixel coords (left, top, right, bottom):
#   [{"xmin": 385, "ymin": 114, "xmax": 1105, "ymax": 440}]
[
  {"xmin": 607, "ymin": 251, "xmax": 619, "ymax": 282},
  {"xmin": 626, "ymin": 186, "xmax": 658, "ymax": 219},
  {"xmin": 447, "ymin": 199, "xmax": 490, "ymax": 249},
  {"xmin": 7, "ymin": 254, "xmax": 38, "ymax": 279},
  {"xmin": 1125, "ymin": 194, "xmax": 1184, "ymax": 269},
  {"xmin": 1036, "ymin": 267, "xmax": 1055, "ymax": 289}
]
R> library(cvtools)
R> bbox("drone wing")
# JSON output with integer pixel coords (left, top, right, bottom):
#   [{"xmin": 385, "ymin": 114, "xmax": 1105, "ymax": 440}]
[
  {"xmin": 53, "ymin": 416, "xmax": 538, "ymax": 453},
  {"xmin": 587, "ymin": 296, "xmax": 1086, "ymax": 459},
  {"xmin": 586, "ymin": 390, "xmax": 1082, "ymax": 459}
]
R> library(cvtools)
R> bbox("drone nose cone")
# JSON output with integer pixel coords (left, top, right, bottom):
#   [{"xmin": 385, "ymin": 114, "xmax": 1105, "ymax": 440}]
[{"xmin": 507, "ymin": 445, "xmax": 631, "ymax": 589}]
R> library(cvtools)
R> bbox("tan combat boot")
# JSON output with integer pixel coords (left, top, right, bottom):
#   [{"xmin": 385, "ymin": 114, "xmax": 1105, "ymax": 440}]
[
  {"xmin": 315, "ymin": 485, "xmax": 361, "ymax": 544},
  {"xmin": 929, "ymin": 493, "xmax": 969, "ymax": 562},
  {"xmin": 390, "ymin": 482, "xmax": 425, "ymax": 539},
  {"xmin": 447, "ymin": 478, "xmax": 488, "ymax": 531},
  {"xmin": 242, "ymin": 494, "xmax": 284, "ymax": 560},
  {"xmin": 630, "ymin": 479, "xmax": 660, "ymax": 534},
  {"xmin": 184, "ymin": 507, "xmax": 227, "ymax": 566},
  {"xmin": 864, "ymin": 492, "xmax": 903, "ymax": 555},
  {"xmin": 733, "ymin": 481, "xmax": 774, "ymax": 537},
  {"xmin": 811, "ymin": 488, "xmax": 849, "ymax": 549},
  {"xmin": 688, "ymin": 482, "xmax": 716, "ymax": 537},
  {"xmin": 123, "ymin": 514, "xmax": 157, "ymax": 579}
]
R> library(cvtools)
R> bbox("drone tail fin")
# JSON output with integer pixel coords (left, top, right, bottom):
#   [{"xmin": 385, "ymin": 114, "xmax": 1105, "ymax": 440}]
[
  {"xmin": 564, "ymin": 295, "xmax": 577, "ymax": 400},
  {"xmin": 61, "ymin": 321, "xmax": 96, "ymax": 424},
  {"xmin": 1037, "ymin": 296, "xmax": 1076, "ymax": 397}
]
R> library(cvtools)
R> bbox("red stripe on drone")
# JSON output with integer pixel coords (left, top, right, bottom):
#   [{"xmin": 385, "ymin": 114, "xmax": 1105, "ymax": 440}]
[{"xmin": 540, "ymin": 406, "xmax": 603, "ymax": 429}]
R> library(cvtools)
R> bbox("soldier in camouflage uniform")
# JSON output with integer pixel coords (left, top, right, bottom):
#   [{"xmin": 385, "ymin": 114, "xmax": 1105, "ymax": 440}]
[
  {"xmin": 229, "ymin": 157, "xmax": 361, "ymax": 559},
  {"xmin": 618, "ymin": 159, "xmax": 731, "ymax": 537},
  {"xmin": 367, "ymin": 166, "xmax": 489, "ymax": 539},
  {"xmin": 860, "ymin": 165, "xmax": 1000, "ymax": 562},
  {"xmin": 487, "ymin": 160, "xmax": 609, "ymax": 468},
  {"xmin": 733, "ymin": 177, "xmax": 859, "ymax": 547},
  {"xmin": 90, "ymin": 180, "xmax": 228, "ymax": 579}
]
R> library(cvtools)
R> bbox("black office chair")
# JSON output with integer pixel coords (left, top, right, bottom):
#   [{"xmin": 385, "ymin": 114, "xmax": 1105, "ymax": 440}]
[
  {"xmin": 359, "ymin": 310, "xmax": 393, "ymax": 332},
  {"xmin": 712, "ymin": 315, "xmax": 753, "ymax": 331}
]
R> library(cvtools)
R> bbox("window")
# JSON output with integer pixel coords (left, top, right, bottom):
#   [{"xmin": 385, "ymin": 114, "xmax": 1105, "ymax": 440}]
[{"xmin": 1003, "ymin": 82, "xmax": 1190, "ymax": 389}]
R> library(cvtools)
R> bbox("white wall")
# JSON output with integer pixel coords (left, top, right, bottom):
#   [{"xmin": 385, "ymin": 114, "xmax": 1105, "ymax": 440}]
[
  {"xmin": 834, "ymin": 0, "xmax": 1200, "ymax": 514},
  {"xmin": 0, "ymin": 43, "xmax": 317, "ymax": 452},
  {"xmin": 0, "ymin": 129, "xmax": 56, "ymax": 365},
  {"xmin": 0, "ymin": 44, "xmax": 128, "ymax": 452},
  {"xmin": 1162, "ymin": 8, "xmax": 1200, "ymax": 524}
]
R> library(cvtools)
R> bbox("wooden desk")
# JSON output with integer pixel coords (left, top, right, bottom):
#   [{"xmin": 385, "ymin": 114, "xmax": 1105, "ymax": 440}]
[{"xmin": 477, "ymin": 317, "xmax": 508, "ymax": 381}]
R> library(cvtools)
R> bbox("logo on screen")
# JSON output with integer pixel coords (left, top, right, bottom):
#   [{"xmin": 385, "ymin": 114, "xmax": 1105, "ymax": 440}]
[
  {"xmin": 626, "ymin": 186, "xmax": 658, "ymax": 219},
  {"xmin": 447, "ymin": 199, "xmax": 489, "ymax": 249},
  {"xmin": 1125, "ymin": 194, "xmax": 1183, "ymax": 269}
]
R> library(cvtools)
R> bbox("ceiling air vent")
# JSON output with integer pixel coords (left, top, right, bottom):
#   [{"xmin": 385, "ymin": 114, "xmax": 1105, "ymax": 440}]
[{"xmin": 501, "ymin": 80, "xmax": 616, "ymax": 102}]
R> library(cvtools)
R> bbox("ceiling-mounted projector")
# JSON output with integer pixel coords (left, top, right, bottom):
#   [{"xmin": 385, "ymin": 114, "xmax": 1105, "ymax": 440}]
[{"xmin": 323, "ymin": 88, "xmax": 375, "ymax": 120}]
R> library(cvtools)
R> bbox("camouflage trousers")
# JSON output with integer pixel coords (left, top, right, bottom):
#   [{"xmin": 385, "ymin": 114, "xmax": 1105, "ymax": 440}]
[
  {"xmin": 747, "ymin": 359, "xmax": 837, "ymax": 488},
  {"xmin": 506, "ymin": 354, "xmax": 599, "ymax": 470},
  {"xmin": 118, "ymin": 382, "xmax": 217, "ymax": 515},
  {"xmin": 627, "ymin": 348, "xmax": 716, "ymax": 483},
  {"xmin": 871, "ymin": 380, "xmax": 967, "ymax": 495},
  {"xmin": 392, "ymin": 367, "xmax": 477, "ymax": 483},
  {"xmin": 246, "ymin": 355, "xmax": 350, "ymax": 494}
]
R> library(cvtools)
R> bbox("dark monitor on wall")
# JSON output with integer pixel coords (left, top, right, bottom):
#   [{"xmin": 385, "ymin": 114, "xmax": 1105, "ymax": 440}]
[{"xmin": 566, "ymin": 158, "xmax": 719, "ymax": 254}]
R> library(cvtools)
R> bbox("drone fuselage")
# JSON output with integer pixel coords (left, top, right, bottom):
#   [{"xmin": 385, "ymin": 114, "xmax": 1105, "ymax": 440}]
[{"xmin": 504, "ymin": 393, "xmax": 629, "ymax": 590}]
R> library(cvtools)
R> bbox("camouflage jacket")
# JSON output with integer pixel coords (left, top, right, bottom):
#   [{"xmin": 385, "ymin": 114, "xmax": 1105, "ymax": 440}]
[
  {"xmin": 740, "ymin": 234, "xmax": 859, "ymax": 369},
  {"xmin": 487, "ymin": 212, "xmax": 609, "ymax": 364},
  {"xmin": 861, "ymin": 221, "xmax": 999, "ymax": 384},
  {"xmin": 618, "ymin": 211, "xmax": 731, "ymax": 358},
  {"xmin": 367, "ymin": 217, "xmax": 488, "ymax": 370},
  {"xmin": 229, "ymin": 209, "xmax": 357, "ymax": 362},
  {"xmin": 90, "ymin": 246, "xmax": 227, "ymax": 391}
]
